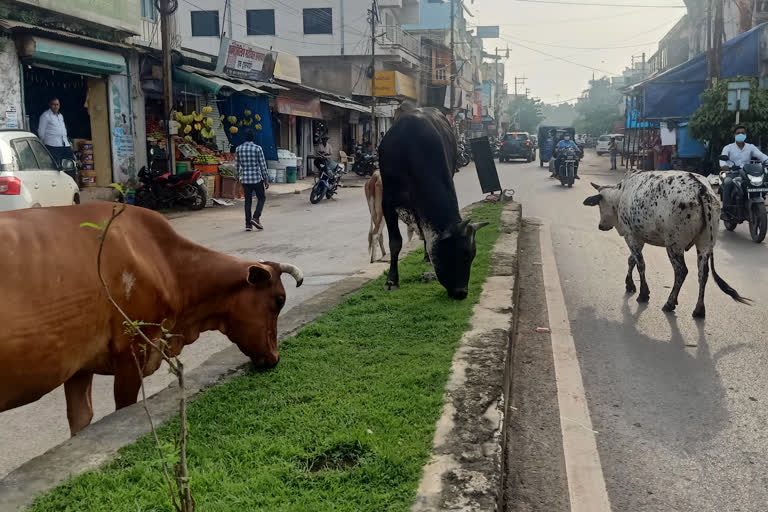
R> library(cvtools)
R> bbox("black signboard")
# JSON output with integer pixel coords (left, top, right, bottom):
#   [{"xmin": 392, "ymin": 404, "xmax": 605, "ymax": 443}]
[{"xmin": 469, "ymin": 137, "xmax": 502, "ymax": 194}]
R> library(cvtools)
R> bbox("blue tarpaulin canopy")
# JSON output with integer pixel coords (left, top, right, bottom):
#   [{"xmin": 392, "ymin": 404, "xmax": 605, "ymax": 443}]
[{"xmin": 628, "ymin": 23, "xmax": 764, "ymax": 120}]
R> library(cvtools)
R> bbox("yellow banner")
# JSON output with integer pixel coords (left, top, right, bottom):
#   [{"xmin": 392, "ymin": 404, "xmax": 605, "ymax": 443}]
[{"xmin": 370, "ymin": 71, "xmax": 417, "ymax": 100}]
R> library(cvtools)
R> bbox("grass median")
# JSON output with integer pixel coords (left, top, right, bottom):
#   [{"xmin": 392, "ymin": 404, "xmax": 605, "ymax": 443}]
[{"xmin": 29, "ymin": 201, "xmax": 504, "ymax": 512}]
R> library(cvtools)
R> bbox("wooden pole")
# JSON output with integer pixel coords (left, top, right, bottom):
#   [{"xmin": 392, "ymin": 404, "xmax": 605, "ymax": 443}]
[
  {"xmin": 370, "ymin": 0, "xmax": 377, "ymax": 148},
  {"xmin": 160, "ymin": 0, "xmax": 174, "ymax": 174}
]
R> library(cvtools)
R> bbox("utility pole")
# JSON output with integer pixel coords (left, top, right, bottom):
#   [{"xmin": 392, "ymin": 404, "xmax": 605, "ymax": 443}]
[
  {"xmin": 712, "ymin": 0, "xmax": 724, "ymax": 82},
  {"xmin": 641, "ymin": 52, "xmax": 646, "ymax": 80},
  {"xmin": 707, "ymin": 0, "xmax": 714, "ymax": 82},
  {"xmin": 369, "ymin": 0, "xmax": 378, "ymax": 148},
  {"xmin": 513, "ymin": 76, "xmax": 526, "ymax": 130},
  {"xmin": 160, "ymin": 0, "xmax": 175, "ymax": 173},
  {"xmin": 450, "ymin": 0, "xmax": 455, "ymax": 114}
]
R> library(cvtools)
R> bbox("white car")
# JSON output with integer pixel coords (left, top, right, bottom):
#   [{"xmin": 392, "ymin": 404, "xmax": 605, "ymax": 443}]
[
  {"xmin": 596, "ymin": 134, "xmax": 624, "ymax": 156},
  {"xmin": 0, "ymin": 130, "xmax": 80, "ymax": 212}
]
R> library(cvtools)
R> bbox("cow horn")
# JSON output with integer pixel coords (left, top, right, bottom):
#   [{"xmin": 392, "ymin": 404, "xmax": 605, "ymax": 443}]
[
  {"xmin": 279, "ymin": 263, "xmax": 304, "ymax": 288},
  {"xmin": 591, "ymin": 182, "xmax": 603, "ymax": 192},
  {"xmin": 470, "ymin": 222, "xmax": 489, "ymax": 232}
]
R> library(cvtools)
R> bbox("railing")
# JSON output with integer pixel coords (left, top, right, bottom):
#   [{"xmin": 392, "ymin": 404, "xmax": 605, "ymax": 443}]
[{"xmin": 380, "ymin": 25, "xmax": 421, "ymax": 58}]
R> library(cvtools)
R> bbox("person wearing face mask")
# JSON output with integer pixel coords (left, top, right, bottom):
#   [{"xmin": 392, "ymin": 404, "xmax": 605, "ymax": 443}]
[
  {"xmin": 552, "ymin": 133, "xmax": 580, "ymax": 179},
  {"xmin": 720, "ymin": 125, "xmax": 768, "ymax": 220}
]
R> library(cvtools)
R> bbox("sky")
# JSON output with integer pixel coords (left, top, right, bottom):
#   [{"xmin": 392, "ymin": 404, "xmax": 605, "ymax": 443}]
[{"xmin": 469, "ymin": 0, "xmax": 687, "ymax": 104}]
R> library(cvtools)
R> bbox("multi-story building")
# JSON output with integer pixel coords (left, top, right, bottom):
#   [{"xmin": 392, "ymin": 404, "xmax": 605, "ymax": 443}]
[{"xmin": 174, "ymin": 0, "xmax": 421, "ymax": 101}]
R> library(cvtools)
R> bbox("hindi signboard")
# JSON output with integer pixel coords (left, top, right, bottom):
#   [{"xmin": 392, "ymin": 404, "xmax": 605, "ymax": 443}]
[{"xmin": 216, "ymin": 38, "xmax": 276, "ymax": 82}]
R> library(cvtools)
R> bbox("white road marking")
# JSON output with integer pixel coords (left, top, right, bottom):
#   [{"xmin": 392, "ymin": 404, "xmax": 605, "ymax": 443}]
[{"xmin": 539, "ymin": 221, "xmax": 612, "ymax": 512}]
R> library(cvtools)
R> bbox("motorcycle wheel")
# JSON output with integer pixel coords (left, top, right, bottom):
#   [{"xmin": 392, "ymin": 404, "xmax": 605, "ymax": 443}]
[
  {"xmin": 187, "ymin": 184, "xmax": 206, "ymax": 211},
  {"xmin": 749, "ymin": 202, "xmax": 767, "ymax": 243},
  {"xmin": 724, "ymin": 219, "xmax": 738, "ymax": 231},
  {"xmin": 354, "ymin": 165, "xmax": 367, "ymax": 177},
  {"xmin": 135, "ymin": 188, "xmax": 157, "ymax": 210},
  {"xmin": 310, "ymin": 182, "xmax": 327, "ymax": 204}
]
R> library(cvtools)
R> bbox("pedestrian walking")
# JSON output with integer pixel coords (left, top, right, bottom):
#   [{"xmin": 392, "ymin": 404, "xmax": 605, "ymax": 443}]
[
  {"xmin": 236, "ymin": 130, "xmax": 270, "ymax": 232},
  {"xmin": 38, "ymin": 98, "xmax": 75, "ymax": 168},
  {"xmin": 608, "ymin": 137, "xmax": 618, "ymax": 170}
]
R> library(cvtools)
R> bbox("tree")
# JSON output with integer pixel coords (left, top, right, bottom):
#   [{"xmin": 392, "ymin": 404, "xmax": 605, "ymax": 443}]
[
  {"xmin": 541, "ymin": 103, "xmax": 577, "ymax": 127},
  {"xmin": 574, "ymin": 77, "xmax": 623, "ymax": 136},
  {"xmin": 688, "ymin": 76, "xmax": 768, "ymax": 159},
  {"xmin": 507, "ymin": 96, "xmax": 545, "ymax": 133}
]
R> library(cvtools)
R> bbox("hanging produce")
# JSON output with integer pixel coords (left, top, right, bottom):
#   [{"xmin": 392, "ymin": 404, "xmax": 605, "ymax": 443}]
[
  {"xmin": 228, "ymin": 115, "xmax": 238, "ymax": 124},
  {"xmin": 202, "ymin": 106, "xmax": 213, "ymax": 115},
  {"xmin": 204, "ymin": 118, "xmax": 214, "ymax": 128},
  {"xmin": 220, "ymin": 114, "xmax": 226, "ymax": 121},
  {"xmin": 229, "ymin": 126, "xmax": 239, "ymax": 134},
  {"xmin": 201, "ymin": 127, "xmax": 214, "ymax": 139},
  {"xmin": 194, "ymin": 123, "xmax": 202, "ymax": 131},
  {"xmin": 254, "ymin": 114, "xmax": 261, "ymax": 121},
  {"xmin": 184, "ymin": 124, "xmax": 192, "ymax": 134},
  {"xmin": 244, "ymin": 110, "xmax": 252, "ymax": 117},
  {"xmin": 255, "ymin": 124, "xmax": 263, "ymax": 131}
]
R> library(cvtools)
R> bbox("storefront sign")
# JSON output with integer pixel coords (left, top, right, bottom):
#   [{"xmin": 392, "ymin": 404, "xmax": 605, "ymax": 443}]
[
  {"xmin": 276, "ymin": 97, "xmax": 322, "ymax": 119},
  {"xmin": 371, "ymin": 71, "xmax": 418, "ymax": 100},
  {"xmin": 473, "ymin": 88, "xmax": 482, "ymax": 123},
  {"xmin": 108, "ymin": 75, "xmax": 136, "ymax": 183},
  {"xmin": 273, "ymin": 52, "xmax": 302, "ymax": 84},
  {"xmin": 6, "ymin": 106, "xmax": 18, "ymax": 129},
  {"xmin": 216, "ymin": 38, "xmax": 276, "ymax": 82}
]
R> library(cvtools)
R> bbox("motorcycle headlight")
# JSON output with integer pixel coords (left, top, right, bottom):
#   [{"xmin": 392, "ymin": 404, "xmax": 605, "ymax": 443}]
[{"xmin": 749, "ymin": 175, "xmax": 764, "ymax": 186}]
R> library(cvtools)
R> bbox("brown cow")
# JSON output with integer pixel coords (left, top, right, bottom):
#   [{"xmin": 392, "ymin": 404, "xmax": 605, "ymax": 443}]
[
  {"xmin": 0, "ymin": 203, "xmax": 303, "ymax": 435},
  {"xmin": 365, "ymin": 171, "xmax": 418, "ymax": 264}
]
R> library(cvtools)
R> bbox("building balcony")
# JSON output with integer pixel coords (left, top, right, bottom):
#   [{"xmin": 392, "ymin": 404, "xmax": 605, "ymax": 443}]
[{"xmin": 379, "ymin": 25, "xmax": 422, "ymax": 67}]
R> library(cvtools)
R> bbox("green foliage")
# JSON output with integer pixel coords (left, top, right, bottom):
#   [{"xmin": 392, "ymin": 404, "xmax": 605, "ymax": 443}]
[
  {"xmin": 574, "ymin": 77, "xmax": 623, "ymax": 136},
  {"xmin": 29, "ymin": 202, "xmax": 505, "ymax": 512},
  {"xmin": 507, "ymin": 96, "xmax": 546, "ymax": 133},
  {"xmin": 688, "ymin": 76, "xmax": 768, "ymax": 154}
]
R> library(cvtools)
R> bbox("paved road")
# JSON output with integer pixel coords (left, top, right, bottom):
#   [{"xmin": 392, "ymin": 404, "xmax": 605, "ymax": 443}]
[
  {"xmin": 502, "ymin": 152, "xmax": 768, "ymax": 511},
  {"xmin": 0, "ymin": 171, "xmax": 490, "ymax": 479}
]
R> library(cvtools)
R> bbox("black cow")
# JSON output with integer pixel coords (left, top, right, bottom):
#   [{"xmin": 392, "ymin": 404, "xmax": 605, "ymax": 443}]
[{"xmin": 378, "ymin": 108, "xmax": 487, "ymax": 300}]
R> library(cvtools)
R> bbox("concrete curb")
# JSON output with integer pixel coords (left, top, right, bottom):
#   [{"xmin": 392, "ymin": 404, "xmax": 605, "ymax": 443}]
[
  {"xmin": 411, "ymin": 201, "xmax": 522, "ymax": 512},
  {"xmin": 0, "ymin": 255, "xmax": 413, "ymax": 512}
]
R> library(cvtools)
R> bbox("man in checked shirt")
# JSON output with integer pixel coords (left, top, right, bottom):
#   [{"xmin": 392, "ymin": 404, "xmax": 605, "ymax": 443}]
[{"xmin": 236, "ymin": 130, "xmax": 270, "ymax": 231}]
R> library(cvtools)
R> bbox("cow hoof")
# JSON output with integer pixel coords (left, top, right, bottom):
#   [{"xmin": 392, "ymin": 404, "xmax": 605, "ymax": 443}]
[
  {"xmin": 386, "ymin": 281, "xmax": 400, "ymax": 291},
  {"xmin": 692, "ymin": 307, "xmax": 706, "ymax": 319},
  {"xmin": 662, "ymin": 303, "xmax": 676, "ymax": 313},
  {"xmin": 637, "ymin": 294, "xmax": 650, "ymax": 304},
  {"xmin": 626, "ymin": 285, "xmax": 637, "ymax": 295}
]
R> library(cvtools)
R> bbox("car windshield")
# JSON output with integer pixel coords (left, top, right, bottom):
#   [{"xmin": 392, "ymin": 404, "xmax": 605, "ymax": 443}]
[{"xmin": 598, "ymin": 136, "xmax": 610, "ymax": 142}]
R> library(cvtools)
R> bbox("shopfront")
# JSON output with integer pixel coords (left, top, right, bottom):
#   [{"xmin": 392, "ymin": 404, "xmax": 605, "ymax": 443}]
[{"xmin": 15, "ymin": 35, "xmax": 134, "ymax": 187}]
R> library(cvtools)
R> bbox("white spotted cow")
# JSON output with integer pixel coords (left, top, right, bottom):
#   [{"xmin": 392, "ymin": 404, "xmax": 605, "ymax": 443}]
[{"xmin": 583, "ymin": 171, "xmax": 750, "ymax": 318}]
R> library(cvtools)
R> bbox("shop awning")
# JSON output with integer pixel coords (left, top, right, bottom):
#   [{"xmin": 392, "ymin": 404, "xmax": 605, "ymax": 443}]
[
  {"xmin": 15, "ymin": 35, "xmax": 126, "ymax": 75},
  {"xmin": 320, "ymin": 99, "xmax": 371, "ymax": 114},
  {"xmin": 625, "ymin": 23, "xmax": 764, "ymax": 120},
  {"xmin": 0, "ymin": 20, "xmax": 134, "ymax": 51},
  {"xmin": 174, "ymin": 65, "xmax": 267, "ymax": 96}
]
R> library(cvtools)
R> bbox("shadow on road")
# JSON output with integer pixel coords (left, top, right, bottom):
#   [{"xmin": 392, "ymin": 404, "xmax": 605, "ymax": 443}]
[{"xmin": 574, "ymin": 299, "xmax": 746, "ymax": 451}]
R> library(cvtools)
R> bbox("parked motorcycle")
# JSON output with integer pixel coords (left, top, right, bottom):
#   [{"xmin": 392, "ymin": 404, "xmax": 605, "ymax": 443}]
[
  {"xmin": 310, "ymin": 155, "xmax": 346, "ymax": 204},
  {"xmin": 135, "ymin": 164, "xmax": 207, "ymax": 211},
  {"xmin": 718, "ymin": 155, "xmax": 768, "ymax": 242},
  {"xmin": 457, "ymin": 140, "xmax": 472, "ymax": 168},
  {"xmin": 353, "ymin": 145, "xmax": 378, "ymax": 177},
  {"xmin": 554, "ymin": 146, "xmax": 580, "ymax": 188}
]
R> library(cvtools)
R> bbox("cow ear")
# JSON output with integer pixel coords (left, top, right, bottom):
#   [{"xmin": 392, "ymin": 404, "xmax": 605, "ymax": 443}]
[
  {"xmin": 247, "ymin": 264, "xmax": 272, "ymax": 285},
  {"xmin": 583, "ymin": 194, "xmax": 603, "ymax": 207}
]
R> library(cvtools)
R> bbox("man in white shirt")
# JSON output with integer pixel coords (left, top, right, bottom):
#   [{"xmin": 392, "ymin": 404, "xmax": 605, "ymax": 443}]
[
  {"xmin": 38, "ymin": 98, "xmax": 74, "ymax": 168},
  {"xmin": 720, "ymin": 125, "xmax": 768, "ymax": 219}
]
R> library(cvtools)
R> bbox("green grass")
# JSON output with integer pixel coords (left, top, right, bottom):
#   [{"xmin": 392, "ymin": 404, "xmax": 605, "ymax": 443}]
[{"xmin": 29, "ymin": 202, "xmax": 504, "ymax": 512}]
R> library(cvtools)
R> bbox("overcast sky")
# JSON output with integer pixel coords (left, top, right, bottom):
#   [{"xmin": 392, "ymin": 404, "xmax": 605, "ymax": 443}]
[{"xmin": 469, "ymin": 0, "xmax": 687, "ymax": 104}]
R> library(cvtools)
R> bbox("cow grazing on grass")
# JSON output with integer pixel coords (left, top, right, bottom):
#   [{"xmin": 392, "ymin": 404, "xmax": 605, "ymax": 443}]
[
  {"xmin": 365, "ymin": 170, "xmax": 418, "ymax": 264},
  {"xmin": 0, "ymin": 203, "xmax": 303, "ymax": 435},
  {"xmin": 584, "ymin": 171, "xmax": 750, "ymax": 318},
  {"xmin": 378, "ymin": 107, "xmax": 487, "ymax": 299}
]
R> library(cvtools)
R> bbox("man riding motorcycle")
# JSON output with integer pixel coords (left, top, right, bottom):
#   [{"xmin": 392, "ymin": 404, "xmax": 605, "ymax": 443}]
[
  {"xmin": 551, "ymin": 134, "xmax": 581, "ymax": 179},
  {"xmin": 719, "ymin": 125, "xmax": 768, "ymax": 221}
]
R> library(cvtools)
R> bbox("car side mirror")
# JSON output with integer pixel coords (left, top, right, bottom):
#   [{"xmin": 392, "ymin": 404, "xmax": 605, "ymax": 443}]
[{"xmin": 60, "ymin": 158, "xmax": 76, "ymax": 172}]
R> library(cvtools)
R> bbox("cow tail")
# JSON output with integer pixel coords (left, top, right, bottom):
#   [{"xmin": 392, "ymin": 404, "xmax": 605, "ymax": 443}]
[{"xmin": 710, "ymin": 253, "xmax": 752, "ymax": 305}]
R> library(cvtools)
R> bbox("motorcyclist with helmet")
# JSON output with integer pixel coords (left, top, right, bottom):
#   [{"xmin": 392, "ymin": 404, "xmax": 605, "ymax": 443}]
[{"xmin": 719, "ymin": 125, "xmax": 768, "ymax": 221}]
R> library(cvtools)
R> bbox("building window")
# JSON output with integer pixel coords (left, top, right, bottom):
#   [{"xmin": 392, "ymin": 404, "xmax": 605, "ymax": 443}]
[
  {"xmin": 247, "ymin": 9, "xmax": 275, "ymax": 35},
  {"xmin": 303, "ymin": 8, "xmax": 332, "ymax": 35},
  {"xmin": 141, "ymin": 0, "xmax": 157, "ymax": 21},
  {"xmin": 191, "ymin": 10, "xmax": 219, "ymax": 37}
]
